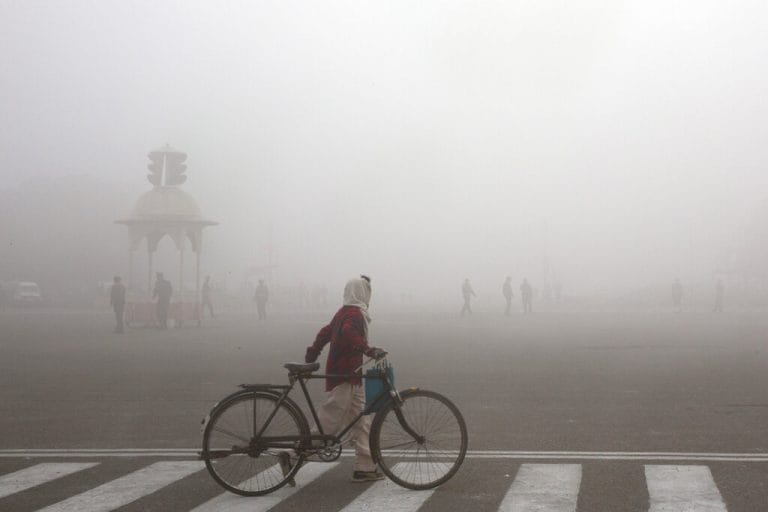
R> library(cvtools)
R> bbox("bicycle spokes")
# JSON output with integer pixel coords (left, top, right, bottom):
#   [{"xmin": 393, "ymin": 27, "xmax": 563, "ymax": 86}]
[
  {"xmin": 203, "ymin": 393, "xmax": 306, "ymax": 496},
  {"xmin": 372, "ymin": 390, "xmax": 467, "ymax": 489}
]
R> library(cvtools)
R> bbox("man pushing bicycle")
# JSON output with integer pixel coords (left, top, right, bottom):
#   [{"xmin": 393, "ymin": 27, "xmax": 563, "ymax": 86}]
[
  {"xmin": 304, "ymin": 275, "xmax": 388, "ymax": 482},
  {"xmin": 200, "ymin": 275, "xmax": 466, "ymax": 495}
]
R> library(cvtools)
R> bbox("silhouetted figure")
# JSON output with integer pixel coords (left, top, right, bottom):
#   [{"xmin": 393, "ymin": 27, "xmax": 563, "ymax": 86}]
[
  {"xmin": 110, "ymin": 276, "xmax": 126, "ymax": 333},
  {"xmin": 672, "ymin": 278, "xmax": 683, "ymax": 313},
  {"xmin": 713, "ymin": 279, "xmax": 724, "ymax": 313},
  {"xmin": 202, "ymin": 275, "xmax": 215, "ymax": 319},
  {"xmin": 520, "ymin": 278, "xmax": 533, "ymax": 314},
  {"xmin": 502, "ymin": 277, "xmax": 513, "ymax": 316},
  {"xmin": 460, "ymin": 278, "xmax": 476, "ymax": 316},
  {"xmin": 254, "ymin": 279, "xmax": 269, "ymax": 320},
  {"xmin": 153, "ymin": 272, "xmax": 173, "ymax": 329}
]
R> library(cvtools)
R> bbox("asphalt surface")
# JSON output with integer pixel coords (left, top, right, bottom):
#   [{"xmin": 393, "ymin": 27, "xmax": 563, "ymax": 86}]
[{"xmin": 1, "ymin": 306, "xmax": 767, "ymax": 510}]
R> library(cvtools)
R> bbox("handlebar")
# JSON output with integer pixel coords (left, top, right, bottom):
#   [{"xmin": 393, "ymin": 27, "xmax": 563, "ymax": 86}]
[{"xmin": 354, "ymin": 349, "xmax": 389, "ymax": 373}]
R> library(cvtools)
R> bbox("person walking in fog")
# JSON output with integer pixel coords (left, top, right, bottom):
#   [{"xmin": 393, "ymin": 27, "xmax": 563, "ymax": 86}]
[
  {"xmin": 713, "ymin": 279, "xmax": 724, "ymax": 313},
  {"xmin": 153, "ymin": 272, "xmax": 173, "ymax": 329},
  {"xmin": 672, "ymin": 278, "xmax": 683, "ymax": 313},
  {"xmin": 110, "ymin": 276, "xmax": 126, "ymax": 333},
  {"xmin": 201, "ymin": 275, "xmax": 216, "ymax": 319},
  {"xmin": 520, "ymin": 278, "xmax": 533, "ymax": 314},
  {"xmin": 254, "ymin": 279, "xmax": 269, "ymax": 320},
  {"xmin": 502, "ymin": 277, "xmax": 514, "ymax": 316},
  {"xmin": 460, "ymin": 278, "xmax": 476, "ymax": 316},
  {"xmin": 304, "ymin": 275, "xmax": 387, "ymax": 482}
]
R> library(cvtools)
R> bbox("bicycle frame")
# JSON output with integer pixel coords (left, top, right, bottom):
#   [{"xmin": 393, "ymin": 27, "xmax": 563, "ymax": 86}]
[{"xmin": 247, "ymin": 363, "xmax": 424, "ymax": 453}]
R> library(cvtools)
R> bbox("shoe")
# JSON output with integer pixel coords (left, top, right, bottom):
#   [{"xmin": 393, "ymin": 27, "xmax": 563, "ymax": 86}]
[
  {"xmin": 350, "ymin": 470, "xmax": 385, "ymax": 483},
  {"xmin": 277, "ymin": 452, "xmax": 296, "ymax": 487}
]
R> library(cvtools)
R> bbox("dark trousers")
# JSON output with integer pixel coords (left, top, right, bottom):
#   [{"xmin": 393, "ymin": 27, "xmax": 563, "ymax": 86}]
[
  {"xmin": 460, "ymin": 297, "xmax": 472, "ymax": 316},
  {"xmin": 157, "ymin": 300, "xmax": 170, "ymax": 328},
  {"xmin": 522, "ymin": 297, "xmax": 532, "ymax": 314},
  {"xmin": 504, "ymin": 296, "xmax": 512, "ymax": 316},
  {"xmin": 202, "ymin": 296, "xmax": 215, "ymax": 318},
  {"xmin": 256, "ymin": 301, "xmax": 267, "ymax": 320},
  {"xmin": 113, "ymin": 303, "xmax": 125, "ymax": 332}
]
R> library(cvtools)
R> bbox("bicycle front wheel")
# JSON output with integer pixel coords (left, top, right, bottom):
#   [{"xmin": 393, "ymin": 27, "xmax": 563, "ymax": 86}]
[
  {"xmin": 370, "ymin": 389, "xmax": 467, "ymax": 490},
  {"xmin": 202, "ymin": 391, "xmax": 309, "ymax": 496}
]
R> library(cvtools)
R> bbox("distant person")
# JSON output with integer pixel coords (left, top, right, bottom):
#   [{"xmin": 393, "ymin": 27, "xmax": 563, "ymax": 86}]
[
  {"xmin": 304, "ymin": 275, "xmax": 387, "ymax": 482},
  {"xmin": 153, "ymin": 272, "xmax": 173, "ymax": 329},
  {"xmin": 502, "ymin": 277, "xmax": 514, "ymax": 316},
  {"xmin": 254, "ymin": 279, "xmax": 269, "ymax": 320},
  {"xmin": 713, "ymin": 279, "xmax": 724, "ymax": 313},
  {"xmin": 460, "ymin": 278, "xmax": 476, "ymax": 316},
  {"xmin": 110, "ymin": 276, "xmax": 126, "ymax": 333},
  {"xmin": 201, "ymin": 275, "xmax": 215, "ymax": 319},
  {"xmin": 520, "ymin": 278, "xmax": 533, "ymax": 314},
  {"xmin": 672, "ymin": 278, "xmax": 683, "ymax": 313}
]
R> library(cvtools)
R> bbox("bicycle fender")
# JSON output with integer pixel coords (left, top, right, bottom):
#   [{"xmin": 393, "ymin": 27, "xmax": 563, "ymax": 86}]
[{"xmin": 199, "ymin": 388, "xmax": 284, "ymax": 434}]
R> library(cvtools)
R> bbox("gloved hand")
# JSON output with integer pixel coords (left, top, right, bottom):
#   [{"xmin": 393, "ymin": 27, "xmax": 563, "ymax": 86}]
[{"xmin": 367, "ymin": 347, "xmax": 388, "ymax": 360}]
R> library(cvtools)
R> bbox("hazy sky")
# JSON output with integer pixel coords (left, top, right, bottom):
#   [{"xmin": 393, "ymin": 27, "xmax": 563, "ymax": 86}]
[{"xmin": 1, "ymin": 1, "xmax": 767, "ymax": 297}]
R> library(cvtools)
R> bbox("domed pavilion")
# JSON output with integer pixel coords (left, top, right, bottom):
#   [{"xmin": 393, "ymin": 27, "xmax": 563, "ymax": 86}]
[{"xmin": 116, "ymin": 145, "xmax": 217, "ymax": 326}]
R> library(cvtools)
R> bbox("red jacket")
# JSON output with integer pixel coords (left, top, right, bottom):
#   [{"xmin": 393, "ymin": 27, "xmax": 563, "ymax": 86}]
[{"xmin": 306, "ymin": 306, "xmax": 373, "ymax": 391}]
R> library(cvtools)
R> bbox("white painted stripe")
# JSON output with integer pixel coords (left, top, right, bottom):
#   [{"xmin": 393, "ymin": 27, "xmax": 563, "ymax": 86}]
[
  {"xmin": 339, "ymin": 463, "xmax": 435, "ymax": 512},
  {"xmin": 0, "ymin": 463, "xmax": 98, "ymax": 499},
  {"xmin": 191, "ymin": 461, "xmax": 338, "ymax": 512},
  {"xmin": 499, "ymin": 463, "xmax": 582, "ymax": 512},
  {"xmin": 1, "ymin": 449, "xmax": 767, "ymax": 462},
  {"xmin": 37, "ymin": 461, "xmax": 203, "ymax": 512},
  {"xmin": 645, "ymin": 465, "xmax": 727, "ymax": 511}
]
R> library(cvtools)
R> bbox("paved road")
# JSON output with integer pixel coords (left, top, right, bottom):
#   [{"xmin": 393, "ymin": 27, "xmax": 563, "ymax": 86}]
[
  {"xmin": 1, "ymin": 307, "xmax": 767, "ymax": 510},
  {"xmin": 2, "ymin": 452, "xmax": 768, "ymax": 511}
]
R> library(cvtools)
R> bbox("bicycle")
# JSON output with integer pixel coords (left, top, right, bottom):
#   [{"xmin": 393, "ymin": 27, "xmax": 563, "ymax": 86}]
[{"xmin": 200, "ymin": 354, "xmax": 468, "ymax": 496}]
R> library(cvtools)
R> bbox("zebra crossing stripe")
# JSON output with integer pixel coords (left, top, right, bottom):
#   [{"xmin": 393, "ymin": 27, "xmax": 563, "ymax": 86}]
[
  {"xmin": 35, "ymin": 461, "xmax": 204, "ymax": 512},
  {"xmin": 2, "ymin": 449, "xmax": 768, "ymax": 462},
  {"xmin": 339, "ymin": 464, "xmax": 435, "ymax": 512},
  {"xmin": 498, "ymin": 463, "xmax": 582, "ymax": 511},
  {"xmin": 191, "ymin": 461, "xmax": 339, "ymax": 512},
  {"xmin": 645, "ymin": 465, "xmax": 727, "ymax": 511},
  {"xmin": 0, "ymin": 463, "xmax": 98, "ymax": 499}
]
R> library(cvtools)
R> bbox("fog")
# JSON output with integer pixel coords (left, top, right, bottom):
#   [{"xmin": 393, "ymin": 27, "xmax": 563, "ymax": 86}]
[{"xmin": 2, "ymin": 1, "xmax": 767, "ymax": 306}]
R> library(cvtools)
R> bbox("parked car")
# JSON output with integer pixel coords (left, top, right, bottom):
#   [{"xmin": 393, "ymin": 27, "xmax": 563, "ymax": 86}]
[{"xmin": 12, "ymin": 281, "xmax": 43, "ymax": 305}]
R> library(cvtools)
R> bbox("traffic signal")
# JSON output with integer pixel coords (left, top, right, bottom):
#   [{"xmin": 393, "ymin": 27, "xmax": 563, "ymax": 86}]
[
  {"xmin": 146, "ymin": 147, "xmax": 188, "ymax": 186},
  {"xmin": 164, "ymin": 152, "xmax": 187, "ymax": 186},
  {"xmin": 147, "ymin": 153, "xmax": 165, "ymax": 186}
]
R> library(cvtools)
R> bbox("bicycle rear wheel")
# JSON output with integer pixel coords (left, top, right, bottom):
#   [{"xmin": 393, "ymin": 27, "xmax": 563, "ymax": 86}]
[
  {"xmin": 202, "ymin": 391, "xmax": 309, "ymax": 496},
  {"xmin": 370, "ymin": 389, "xmax": 467, "ymax": 490}
]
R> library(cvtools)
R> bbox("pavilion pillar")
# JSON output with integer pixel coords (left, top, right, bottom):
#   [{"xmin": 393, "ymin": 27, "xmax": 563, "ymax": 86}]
[
  {"xmin": 178, "ymin": 247, "xmax": 184, "ymax": 327},
  {"xmin": 147, "ymin": 248, "xmax": 154, "ymax": 300},
  {"xmin": 128, "ymin": 249, "xmax": 134, "ymax": 292},
  {"xmin": 195, "ymin": 250, "xmax": 201, "ymax": 305},
  {"xmin": 179, "ymin": 249, "xmax": 185, "ymax": 299}
]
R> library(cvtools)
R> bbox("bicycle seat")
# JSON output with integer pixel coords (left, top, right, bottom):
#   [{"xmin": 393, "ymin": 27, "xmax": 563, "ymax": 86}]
[{"xmin": 283, "ymin": 362, "xmax": 320, "ymax": 374}]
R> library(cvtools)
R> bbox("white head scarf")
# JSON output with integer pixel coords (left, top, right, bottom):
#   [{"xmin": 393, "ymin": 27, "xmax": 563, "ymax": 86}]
[{"xmin": 343, "ymin": 276, "xmax": 372, "ymax": 323}]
